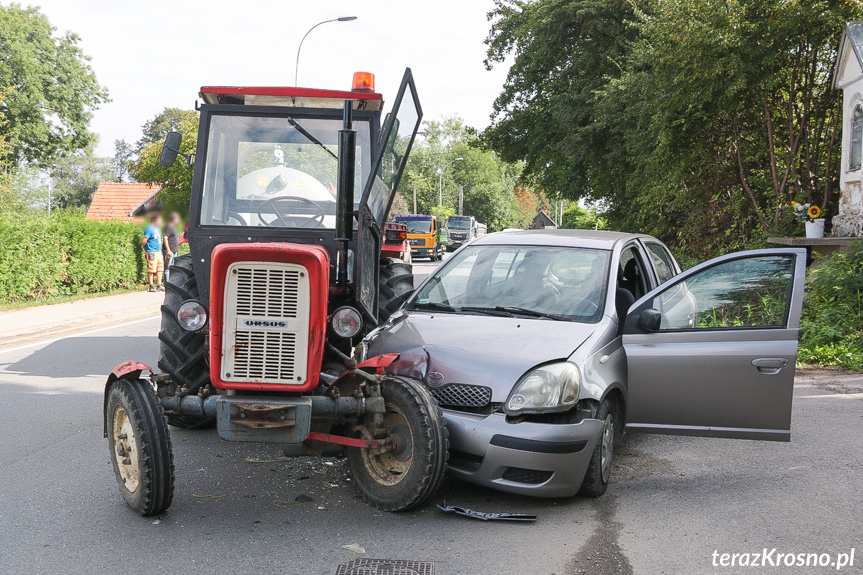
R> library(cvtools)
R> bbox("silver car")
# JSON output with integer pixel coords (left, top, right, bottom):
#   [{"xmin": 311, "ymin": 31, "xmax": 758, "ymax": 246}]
[{"xmin": 360, "ymin": 230, "xmax": 806, "ymax": 498}]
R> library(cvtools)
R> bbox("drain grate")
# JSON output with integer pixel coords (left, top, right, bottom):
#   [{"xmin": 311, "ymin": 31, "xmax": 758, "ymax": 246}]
[{"xmin": 335, "ymin": 559, "xmax": 435, "ymax": 575}]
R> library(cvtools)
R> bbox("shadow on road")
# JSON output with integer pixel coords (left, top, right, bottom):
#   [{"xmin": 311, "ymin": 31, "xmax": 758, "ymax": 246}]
[{"xmin": 1, "ymin": 336, "xmax": 155, "ymax": 379}]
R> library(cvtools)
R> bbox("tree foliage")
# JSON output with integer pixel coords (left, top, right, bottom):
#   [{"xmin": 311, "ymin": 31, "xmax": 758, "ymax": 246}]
[
  {"xmin": 400, "ymin": 116, "xmax": 525, "ymax": 231},
  {"xmin": 132, "ymin": 110, "xmax": 198, "ymax": 214},
  {"xmin": 49, "ymin": 138, "xmax": 114, "ymax": 208},
  {"xmin": 483, "ymin": 0, "xmax": 863, "ymax": 259},
  {"xmin": 0, "ymin": 4, "xmax": 108, "ymax": 166}
]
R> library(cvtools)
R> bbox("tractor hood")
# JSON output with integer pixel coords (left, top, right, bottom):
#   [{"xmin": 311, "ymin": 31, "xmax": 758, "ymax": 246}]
[{"xmin": 365, "ymin": 311, "xmax": 596, "ymax": 403}]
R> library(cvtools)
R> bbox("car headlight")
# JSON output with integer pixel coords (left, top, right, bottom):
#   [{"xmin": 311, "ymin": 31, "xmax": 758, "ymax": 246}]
[
  {"xmin": 505, "ymin": 361, "xmax": 581, "ymax": 414},
  {"xmin": 331, "ymin": 306, "xmax": 363, "ymax": 338},
  {"xmin": 177, "ymin": 300, "xmax": 207, "ymax": 331}
]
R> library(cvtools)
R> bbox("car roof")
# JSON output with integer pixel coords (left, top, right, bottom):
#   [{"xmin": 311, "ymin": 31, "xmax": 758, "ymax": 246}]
[{"xmin": 471, "ymin": 229, "xmax": 654, "ymax": 250}]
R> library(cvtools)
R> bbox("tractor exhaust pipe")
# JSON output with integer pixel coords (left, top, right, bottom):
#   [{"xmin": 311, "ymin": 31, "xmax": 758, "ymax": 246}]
[{"xmin": 335, "ymin": 100, "xmax": 356, "ymax": 287}]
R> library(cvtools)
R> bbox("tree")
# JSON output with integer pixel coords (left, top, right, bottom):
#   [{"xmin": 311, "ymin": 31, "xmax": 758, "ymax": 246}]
[
  {"xmin": 49, "ymin": 138, "xmax": 114, "ymax": 208},
  {"xmin": 0, "ymin": 4, "xmax": 108, "ymax": 166},
  {"xmin": 560, "ymin": 204, "xmax": 605, "ymax": 230},
  {"xmin": 136, "ymin": 108, "xmax": 198, "ymax": 153},
  {"xmin": 482, "ymin": 0, "xmax": 863, "ymax": 259},
  {"xmin": 132, "ymin": 111, "xmax": 198, "ymax": 214},
  {"xmin": 401, "ymin": 116, "xmax": 522, "ymax": 231},
  {"xmin": 112, "ymin": 140, "xmax": 135, "ymax": 182}
]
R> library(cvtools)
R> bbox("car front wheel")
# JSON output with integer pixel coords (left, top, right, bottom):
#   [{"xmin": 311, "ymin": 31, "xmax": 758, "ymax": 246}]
[{"xmin": 578, "ymin": 398, "xmax": 619, "ymax": 497}]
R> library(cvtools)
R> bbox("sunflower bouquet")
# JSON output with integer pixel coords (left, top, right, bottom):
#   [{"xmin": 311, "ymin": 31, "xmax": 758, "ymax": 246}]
[{"xmin": 791, "ymin": 202, "xmax": 822, "ymax": 223}]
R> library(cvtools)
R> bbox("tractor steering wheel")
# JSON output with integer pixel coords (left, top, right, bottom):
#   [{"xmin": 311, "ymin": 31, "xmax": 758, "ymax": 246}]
[{"xmin": 257, "ymin": 197, "xmax": 327, "ymax": 228}]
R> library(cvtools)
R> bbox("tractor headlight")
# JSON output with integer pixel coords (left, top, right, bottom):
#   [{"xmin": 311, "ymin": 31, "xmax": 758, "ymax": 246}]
[
  {"xmin": 331, "ymin": 306, "xmax": 363, "ymax": 338},
  {"xmin": 505, "ymin": 361, "xmax": 581, "ymax": 414},
  {"xmin": 177, "ymin": 300, "xmax": 207, "ymax": 331}
]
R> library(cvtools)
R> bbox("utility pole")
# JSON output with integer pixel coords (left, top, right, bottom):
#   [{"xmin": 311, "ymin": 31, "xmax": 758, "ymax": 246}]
[
  {"xmin": 413, "ymin": 184, "xmax": 417, "ymax": 214},
  {"xmin": 47, "ymin": 178, "xmax": 52, "ymax": 218},
  {"xmin": 458, "ymin": 186, "xmax": 464, "ymax": 215}
]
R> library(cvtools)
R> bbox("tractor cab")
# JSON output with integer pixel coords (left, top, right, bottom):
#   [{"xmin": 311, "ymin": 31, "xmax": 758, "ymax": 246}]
[{"xmin": 103, "ymin": 69, "xmax": 448, "ymax": 517}]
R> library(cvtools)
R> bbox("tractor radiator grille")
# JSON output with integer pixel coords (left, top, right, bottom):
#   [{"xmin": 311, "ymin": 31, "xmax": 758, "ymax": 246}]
[
  {"xmin": 230, "ymin": 331, "xmax": 297, "ymax": 380},
  {"xmin": 234, "ymin": 267, "xmax": 300, "ymax": 318},
  {"xmin": 221, "ymin": 262, "xmax": 310, "ymax": 385},
  {"xmin": 430, "ymin": 384, "xmax": 491, "ymax": 408}
]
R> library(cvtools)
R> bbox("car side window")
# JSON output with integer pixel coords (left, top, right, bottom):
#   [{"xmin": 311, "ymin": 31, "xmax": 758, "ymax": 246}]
[
  {"xmin": 645, "ymin": 242, "xmax": 676, "ymax": 283},
  {"xmin": 653, "ymin": 255, "xmax": 795, "ymax": 330}
]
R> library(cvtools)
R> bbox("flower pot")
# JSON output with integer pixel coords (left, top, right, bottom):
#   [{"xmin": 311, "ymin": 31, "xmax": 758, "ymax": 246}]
[{"xmin": 805, "ymin": 218, "xmax": 825, "ymax": 239}]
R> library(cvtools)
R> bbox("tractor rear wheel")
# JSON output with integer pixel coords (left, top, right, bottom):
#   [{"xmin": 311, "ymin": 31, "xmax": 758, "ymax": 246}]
[
  {"xmin": 378, "ymin": 258, "xmax": 414, "ymax": 323},
  {"xmin": 107, "ymin": 378, "xmax": 174, "ymax": 516},
  {"xmin": 158, "ymin": 255, "xmax": 214, "ymax": 429},
  {"xmin": 347, "ymin": 376, "xmax": 449, "ymax": 511}
]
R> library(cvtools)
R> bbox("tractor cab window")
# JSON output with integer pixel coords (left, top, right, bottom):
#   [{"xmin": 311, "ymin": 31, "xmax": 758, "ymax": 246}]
[{"xmin": 199, "ymin": 114, "xmax": 371, "ymax": 229}]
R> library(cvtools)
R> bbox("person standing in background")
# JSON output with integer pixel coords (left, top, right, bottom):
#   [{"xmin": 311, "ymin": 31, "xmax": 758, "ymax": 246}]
[
  {"xmin": 163, "ymin": 212, "xmax": 181, "ymax": 282},
  {"xmin": 142, "ymin": 213, "xmax": 164, "ymax": 292}
]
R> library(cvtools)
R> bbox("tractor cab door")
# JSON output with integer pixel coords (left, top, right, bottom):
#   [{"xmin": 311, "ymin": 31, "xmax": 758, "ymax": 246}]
[
  {"xmin": 355, "ymin": 68, "xmax": 423, "ymax": 320},
  {"xmin": 622, "ymin": 248, "xmax": 807, "ymax": 442}
]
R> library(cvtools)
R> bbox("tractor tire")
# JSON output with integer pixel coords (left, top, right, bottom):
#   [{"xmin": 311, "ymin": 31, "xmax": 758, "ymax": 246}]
[
  {"xmin": 347, "ymin": 376, "xmax": 449, "ymax": 511},
  {"xmin": 378, "ymin": 258, "xmax": 414, "ymax": 323},
  {"xmin": 158, "ymin": 255, "xmax": 214, "ymax": 429},
  {"xmin": 107, "ymin": 378, "xmax": 175, "ymax": 516}
]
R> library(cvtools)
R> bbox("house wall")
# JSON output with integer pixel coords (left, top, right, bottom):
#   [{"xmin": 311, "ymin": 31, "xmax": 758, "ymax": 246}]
[{"xmin": 834, "ymin": 39, "xmax": 863, "ymax": 236}]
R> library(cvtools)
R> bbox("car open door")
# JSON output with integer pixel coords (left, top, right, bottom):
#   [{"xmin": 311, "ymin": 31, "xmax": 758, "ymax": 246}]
[{"xmin": 622, "ymin": 248, "xmax": 807, "ymax": 442}]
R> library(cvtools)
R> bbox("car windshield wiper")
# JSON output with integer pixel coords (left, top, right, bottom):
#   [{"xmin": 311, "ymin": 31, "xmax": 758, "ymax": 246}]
[
  {"xmin": 409, "ymin": 301, "xmax": 457, "ymax": 313},
  {"xmin": 459, "ymin": 306, "xmax": 515, "ymax": 317},
  {"xmin": 494, "ymin": 306, "xmax": 571, "ymax": 321},
  {"xmin": 287, "ymin": 117, "xmax": 338, "ymax": 161}
]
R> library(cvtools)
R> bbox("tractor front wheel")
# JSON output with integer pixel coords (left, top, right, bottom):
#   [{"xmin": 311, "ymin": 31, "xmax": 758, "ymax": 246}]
[
  {"xmin": 347, "ymin": 376, "xmax": 449, "ymax": 511},
  {"xmin": 107, "ymin": 378, "xmax": 174, "ymax": 516}
]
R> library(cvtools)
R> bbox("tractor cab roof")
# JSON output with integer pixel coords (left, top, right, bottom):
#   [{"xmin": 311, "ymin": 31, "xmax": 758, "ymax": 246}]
[{"xmin": 199, "ymin": 86, "xmax": 384, "ymax": 111}]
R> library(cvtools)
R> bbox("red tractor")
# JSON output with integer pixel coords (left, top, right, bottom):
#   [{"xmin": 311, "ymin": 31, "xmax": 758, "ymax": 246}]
[{"xmin": 103, "ymin": 70, "xmax": 448, "ymax": 515}]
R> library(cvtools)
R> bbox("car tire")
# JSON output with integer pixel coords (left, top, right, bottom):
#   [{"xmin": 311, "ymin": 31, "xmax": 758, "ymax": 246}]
[
  {"xmin": 158, "ymin": 255, "xmax": 214, "ymax": 429},
  {"xmin": 577, "ymin": 398, "xmax": 619, "ymax": 497},
  {"xmin": 347, "ymin": 376, "xmax": 449, "ymax": 511},
  {"xmin": 106, "ymin": 378, "xmax": 175, "ymax": 516},
  {"xmin": 378, "ymin": 258, "xmax": 414, "ymax": 323}
]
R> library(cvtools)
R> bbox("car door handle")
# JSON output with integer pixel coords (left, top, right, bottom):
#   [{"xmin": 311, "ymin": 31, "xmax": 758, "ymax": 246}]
[{"xmin": 752, "ymin": 358, "xmax": 789, "ymax": 374}]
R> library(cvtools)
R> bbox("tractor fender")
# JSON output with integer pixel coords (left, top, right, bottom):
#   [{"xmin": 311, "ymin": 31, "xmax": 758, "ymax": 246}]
[{"xmin": 102, "ymin": 361, "xmax": 153, "ymax": 437}]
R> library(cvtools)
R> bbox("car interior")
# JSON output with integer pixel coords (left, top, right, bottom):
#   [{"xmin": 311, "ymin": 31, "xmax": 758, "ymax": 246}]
[{"xmin": 615, "ymin": 246, "xmax": 650, "ymax": 322}]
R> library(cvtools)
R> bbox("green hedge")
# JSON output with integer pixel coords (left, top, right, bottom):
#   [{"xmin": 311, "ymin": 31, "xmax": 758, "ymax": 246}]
[{"xmin": 0, "ymin": 212, "xmax": 147, "ymax": 303}]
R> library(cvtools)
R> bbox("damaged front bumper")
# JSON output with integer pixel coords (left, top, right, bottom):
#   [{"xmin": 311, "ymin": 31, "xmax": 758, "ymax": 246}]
[{"xmin": 443, "ymin": 409, "xmax": 604, "ymax": 497}]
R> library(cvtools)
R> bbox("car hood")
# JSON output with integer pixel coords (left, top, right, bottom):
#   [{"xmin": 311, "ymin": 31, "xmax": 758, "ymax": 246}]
[{"xmin": 366, "ymin": 311, "xmax": 596, "ymax": 402}]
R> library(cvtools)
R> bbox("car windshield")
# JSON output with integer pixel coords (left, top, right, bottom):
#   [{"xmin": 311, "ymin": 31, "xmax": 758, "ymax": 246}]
[
  {"xmin": 398, "ymin": 218, "xmax": 432, "ymax": 234},
  {"xmin": 448, "ymin": 219, "xmax": 470, "ymax": 229},
  {"xmin": 199, "ymin": 114, "xmax": 371, "ymax": 228},
  {"xmin": 409, "ymin": 244, "xmax": 611, "ymax": 323}
]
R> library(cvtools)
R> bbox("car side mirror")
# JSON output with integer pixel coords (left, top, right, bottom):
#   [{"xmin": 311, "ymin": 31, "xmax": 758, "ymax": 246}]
[
  {"xmin": 637, "ymin": 308, "xmax": 662, "ymax": 333},
  {"xmin": 160, "ymin": 132, "xmax": 183, "ymax": 166}
]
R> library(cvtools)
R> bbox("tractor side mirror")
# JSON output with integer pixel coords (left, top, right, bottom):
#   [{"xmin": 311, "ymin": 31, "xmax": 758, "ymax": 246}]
[
  {"xmin": 637, "ymin": 308, "xmax": 662, "ymax": 333},
  {"xmin": 160, "ymin": 132, "xmax": 183, "ymax": 166}
]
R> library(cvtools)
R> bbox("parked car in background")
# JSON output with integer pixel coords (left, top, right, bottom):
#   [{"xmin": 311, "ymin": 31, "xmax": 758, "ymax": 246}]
[{"xmin": 360, "ymin": 230, "xmax": 806, "ymax": 498}]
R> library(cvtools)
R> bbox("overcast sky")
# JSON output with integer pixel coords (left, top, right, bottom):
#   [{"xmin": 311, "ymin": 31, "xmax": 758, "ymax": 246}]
[{"xmin": 26, "ymin": 0, "xmax": 513, "ymax": 157}]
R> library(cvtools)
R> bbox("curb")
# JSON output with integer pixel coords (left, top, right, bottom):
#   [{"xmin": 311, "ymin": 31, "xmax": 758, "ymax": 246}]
[{"xmin": 0, "ymin": 303, "xmax": 161, "ymax": 349}]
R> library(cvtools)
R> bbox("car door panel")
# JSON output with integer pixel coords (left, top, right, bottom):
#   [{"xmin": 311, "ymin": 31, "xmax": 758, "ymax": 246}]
[{"xmin": 622, "ymin": 248, "xmax": 806, "ymax": 442}]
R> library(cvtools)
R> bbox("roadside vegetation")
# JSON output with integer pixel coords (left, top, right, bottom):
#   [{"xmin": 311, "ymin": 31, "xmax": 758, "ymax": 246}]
[{"xmin": 798, "ymin": 242, "xmax": 863, "ymax": 370}]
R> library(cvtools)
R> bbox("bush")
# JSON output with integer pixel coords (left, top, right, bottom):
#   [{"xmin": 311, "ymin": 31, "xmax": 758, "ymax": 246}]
[
  {"xmin": 799, "ymin": 241, "xmax": 863, "ymax": 370},
  {"xmin": 0, "ymin": 211, "xmax": 147, "ymax": 303}
]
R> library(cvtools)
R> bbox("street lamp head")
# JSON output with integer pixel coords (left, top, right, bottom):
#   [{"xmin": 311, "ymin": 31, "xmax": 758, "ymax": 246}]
[
  {"xmin": 454, "ymin": 157, "xmax": 464, "ymax": 161},
  {"xmin": 338, "ymin": 16, "xmax": 358, "ymax": 21}
]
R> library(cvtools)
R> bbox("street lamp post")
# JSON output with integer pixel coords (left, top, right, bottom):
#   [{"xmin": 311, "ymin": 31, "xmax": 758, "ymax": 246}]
[
  {"xmin": 436, "ymin": 157, "xmax": 464, "ymax": 206},
  {"xmin": 295, "ymin": 16, "xmax": 358, "ymax": 87}
]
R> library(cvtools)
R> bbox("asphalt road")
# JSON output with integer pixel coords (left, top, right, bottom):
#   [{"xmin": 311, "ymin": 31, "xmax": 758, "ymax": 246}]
[{"xmin": 1, "ymin": 254, "xmax": 861, "ymax": 574}]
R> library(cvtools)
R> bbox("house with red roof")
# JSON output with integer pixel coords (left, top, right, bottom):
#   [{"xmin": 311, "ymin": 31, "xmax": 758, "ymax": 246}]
[{"xmin": 85, "ymin": 182, "xmax": 161, "ymax": 221}]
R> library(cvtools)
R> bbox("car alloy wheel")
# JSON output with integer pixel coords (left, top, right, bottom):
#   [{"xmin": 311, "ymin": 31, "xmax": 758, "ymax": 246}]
[{"xmin": 600, "ymin": 412, "xmax": 614, "ymax": 483}]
